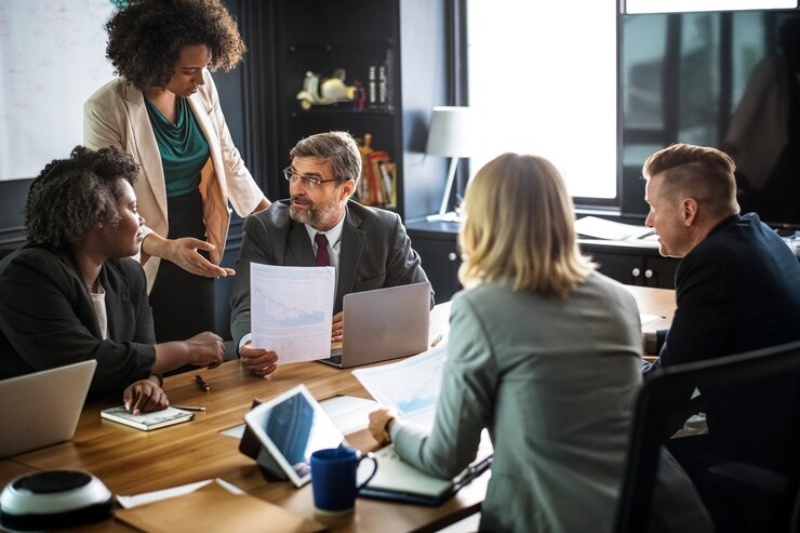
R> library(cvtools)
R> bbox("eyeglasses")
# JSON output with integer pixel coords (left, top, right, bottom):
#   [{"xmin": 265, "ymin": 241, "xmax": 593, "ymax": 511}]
[{"xmin": 283, "ymin": 167, "xmax": 339, "ymax": 188}]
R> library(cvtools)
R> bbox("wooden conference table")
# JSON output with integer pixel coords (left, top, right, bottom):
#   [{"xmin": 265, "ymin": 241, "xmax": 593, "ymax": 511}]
[{"xmin": 0, "ymin": 286, "xmax": 675, "ymax": 532}]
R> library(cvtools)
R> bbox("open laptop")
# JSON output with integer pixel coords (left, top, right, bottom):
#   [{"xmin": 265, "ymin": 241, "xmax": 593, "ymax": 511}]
[
  {"xmin": 0, "ymin": 360, "xmax": 96, "ymax": 458},
  {"xmin": 318, "ymin": 281, "xmax": 431, "ymax": 369}
]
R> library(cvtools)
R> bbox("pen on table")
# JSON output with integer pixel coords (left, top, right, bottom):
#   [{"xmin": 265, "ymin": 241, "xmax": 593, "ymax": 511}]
[
  {"xmin": 171, "ymin": 405, "xmax": 206, "ymax": 412},
  {"xmin": 430, "ymin": 333, "xmax": 444, "ymax": 347},
  {"xmin": 195, "ymin": 374, "xmax": 210, "ymax": 392}
]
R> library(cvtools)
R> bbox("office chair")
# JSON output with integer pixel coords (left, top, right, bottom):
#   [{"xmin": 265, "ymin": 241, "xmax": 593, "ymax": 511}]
[{"xmin": 613, "ymin": 339, "xmax": 800, "ymax": 533}]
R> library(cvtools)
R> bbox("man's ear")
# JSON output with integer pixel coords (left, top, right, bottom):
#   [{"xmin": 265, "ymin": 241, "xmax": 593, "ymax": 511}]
[
  {"xmin": 339, "ymin": 179, "xmax": 356, "ymax": 200},
  {"xmin": 681, "ymin": 198, "xmax": 698, "ymax": 226}
]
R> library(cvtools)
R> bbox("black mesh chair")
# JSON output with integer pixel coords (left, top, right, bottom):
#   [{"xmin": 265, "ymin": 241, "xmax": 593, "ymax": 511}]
[{"xmin": 614, "ymin": 340, "xmax": 800, "ymax": 533}]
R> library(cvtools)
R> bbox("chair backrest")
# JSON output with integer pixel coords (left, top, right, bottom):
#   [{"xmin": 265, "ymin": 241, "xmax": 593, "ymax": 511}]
[{"xmin": 613, "ymin": 339, "xmax": 800, "ymax": 533}]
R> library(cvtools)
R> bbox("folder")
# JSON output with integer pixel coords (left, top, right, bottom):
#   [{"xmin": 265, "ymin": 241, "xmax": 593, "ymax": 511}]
[{"xmin": 359, "ymin": 446, "xmax": 493, "ymax": 506}]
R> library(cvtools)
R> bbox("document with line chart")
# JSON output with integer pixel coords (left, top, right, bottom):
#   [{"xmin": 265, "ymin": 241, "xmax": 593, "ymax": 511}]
[
  {"xmin": 352, "ymin": 343, "xmax": 448, "ymax": 429},
  {"xmin": 250, "ymin": 263, "xmax": 335, "ymax": 364}
]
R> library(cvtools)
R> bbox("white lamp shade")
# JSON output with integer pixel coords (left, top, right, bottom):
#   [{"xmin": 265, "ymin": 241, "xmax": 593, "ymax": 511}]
[{"xmin": 425, "ymin": 106, "xmax": 474, "ymax": 158}]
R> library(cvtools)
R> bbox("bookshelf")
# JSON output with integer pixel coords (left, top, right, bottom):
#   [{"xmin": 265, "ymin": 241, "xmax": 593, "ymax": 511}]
[{"xmin": 268, "ymin": 0, "xmax": 449, "ymax": 220}]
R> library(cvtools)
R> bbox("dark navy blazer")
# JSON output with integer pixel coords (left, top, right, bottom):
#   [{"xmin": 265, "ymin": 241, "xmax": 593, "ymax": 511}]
[{"xmin": 647, "ymin": 213, "xmax": 800, "ymax": 471}]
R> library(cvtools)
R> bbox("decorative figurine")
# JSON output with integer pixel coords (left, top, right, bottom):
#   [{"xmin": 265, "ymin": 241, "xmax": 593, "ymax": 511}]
[{"xmin": 296, "ymin": 69, "xmax": 356, "ymax": 110}]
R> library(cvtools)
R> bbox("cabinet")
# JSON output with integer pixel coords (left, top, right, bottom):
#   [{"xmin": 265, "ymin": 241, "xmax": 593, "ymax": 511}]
[
  {"xmin": 268, "ymin": 0, "xmax": 448, "ymax": 220},
  {"xmin": 579, "ymin": 240, "xmax": 679, "ymax": 289},
  {"xmin": 407, "ymin": 220, "xmax": 680, "ymax": 302},
  {"xmin": 406, "ymin": 219, "xmax": 462, "ymax": 304}
]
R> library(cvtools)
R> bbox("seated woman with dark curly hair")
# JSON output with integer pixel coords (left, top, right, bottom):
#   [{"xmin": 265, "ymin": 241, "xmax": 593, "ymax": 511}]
[{"xmin": 0, "ymin": 146, "xmax": 225, "ymax": 413}]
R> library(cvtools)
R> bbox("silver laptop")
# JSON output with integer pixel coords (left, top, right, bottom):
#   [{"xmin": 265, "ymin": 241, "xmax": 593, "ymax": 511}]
[
  {"xmin": 0, "ymin": 360, "xmax": 96, "ymax": 458},
  {"xmin": 318, "ymin": 281, "xmax": 431, "ymax": 369}
]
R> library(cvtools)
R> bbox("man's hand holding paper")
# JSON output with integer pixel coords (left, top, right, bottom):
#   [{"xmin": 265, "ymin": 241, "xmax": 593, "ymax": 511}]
[{"xmin": 249, "ymin": 264, "xmax": 336, "ymax": 368}]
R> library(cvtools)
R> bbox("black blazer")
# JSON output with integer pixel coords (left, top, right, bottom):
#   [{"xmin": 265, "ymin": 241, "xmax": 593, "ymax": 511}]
[
  {"xmin": 229, "ymin": 200, "xmax": 432, "ymax": 347},
  {"xmin": 0, "ymin": 244, "xmax": 156, "ymax": 394},
  {"xmin": 648, "ymin": 214, "xmax": 800, "ymax": 471}
]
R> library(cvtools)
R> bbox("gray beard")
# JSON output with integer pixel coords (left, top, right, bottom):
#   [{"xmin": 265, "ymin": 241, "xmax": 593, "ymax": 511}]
[{"xmin": 290, "ymin": 203, "xmax": 324, "ymax": 228}]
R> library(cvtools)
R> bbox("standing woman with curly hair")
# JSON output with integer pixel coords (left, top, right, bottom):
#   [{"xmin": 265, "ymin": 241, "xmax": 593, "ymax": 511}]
[
  {"xmin": 84, "ymin": 0, "xmax": 270, "ymax": 346},
  {"xmin": 0, "ymin": 146, "xmax": 225, "ymax": 413}
]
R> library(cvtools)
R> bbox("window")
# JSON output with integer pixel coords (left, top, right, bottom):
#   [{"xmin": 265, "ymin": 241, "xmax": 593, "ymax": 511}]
[{"xmin": 466, "ymin": 1, "xmax": 618, "ymax": 203}]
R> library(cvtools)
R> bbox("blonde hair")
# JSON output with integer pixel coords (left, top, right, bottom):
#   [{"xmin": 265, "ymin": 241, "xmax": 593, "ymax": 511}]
[{"xmin": 458, "ymin": 153, "xmax": 595, "ymax": 298}]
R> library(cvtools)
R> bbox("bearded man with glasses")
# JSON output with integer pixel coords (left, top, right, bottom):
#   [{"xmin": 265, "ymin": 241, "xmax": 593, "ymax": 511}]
[{"xmin": 229, "ymin": 131, "xmax": 432, "ymax": 377}]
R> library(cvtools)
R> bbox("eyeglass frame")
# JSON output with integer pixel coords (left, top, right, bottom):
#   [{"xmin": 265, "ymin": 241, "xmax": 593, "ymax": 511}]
[{"xmin": 282, "ymin": 167, "xmax": 342, "ymax": 188}]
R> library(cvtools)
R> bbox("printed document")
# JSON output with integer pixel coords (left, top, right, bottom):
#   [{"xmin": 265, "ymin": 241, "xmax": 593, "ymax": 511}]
[
  {"xmin": 250, "ymin": 263, "xmax": 335, "ymax": 364},
  {"xmin": 574, "ymin": 215, "xmax": 654, "ymax": 240},
  {"xmin": 352, "ymin": 343, "xmax": 448, "ymax": 429}
]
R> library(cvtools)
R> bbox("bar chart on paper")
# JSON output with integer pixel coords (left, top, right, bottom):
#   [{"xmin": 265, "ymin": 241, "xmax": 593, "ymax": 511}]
[{"xmin": 352, "ymin": 344, "xmax": 448, "ymax": 429}]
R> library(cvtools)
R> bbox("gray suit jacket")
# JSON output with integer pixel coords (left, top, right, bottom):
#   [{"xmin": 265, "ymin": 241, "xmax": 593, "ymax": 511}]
[{"xmin": 229, "ymin": 200, "xmax": 432, "ymax": 347}]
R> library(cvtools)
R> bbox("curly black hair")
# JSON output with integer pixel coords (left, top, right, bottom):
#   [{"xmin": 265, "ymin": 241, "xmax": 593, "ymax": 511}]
[
  {"xmin": 25, "ymin": 146, "xmax": 140, "ymax": 249},
  {"xmin": 105, "ymin": 0, "xmax": 246, "ymax": 89}
]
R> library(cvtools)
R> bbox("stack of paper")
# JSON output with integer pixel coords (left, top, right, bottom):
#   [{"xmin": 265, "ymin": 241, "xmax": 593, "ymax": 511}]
[{"xmin": 574, "ymin": 215, "xmax": 654, "ymax": 240}]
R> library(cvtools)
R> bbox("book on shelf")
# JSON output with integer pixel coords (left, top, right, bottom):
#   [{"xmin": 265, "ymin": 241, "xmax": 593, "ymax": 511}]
[
  {"xmin": 367, "ymin": 64, "xmax": 377, "ymax": 106},
  {"xmin": 378, "ymin": 160, "xmax": 397, "ymax": 207},
  {"xmin": 377, "ymin": 63, "xmax": 388, "ymax": 107},
  {"xmin": 366, "ymin": 150, "xmax": 391, "ymax": 207},
  {"xmin": 101, "ymin": 405, "xmax": 194, "ymax": 431}
]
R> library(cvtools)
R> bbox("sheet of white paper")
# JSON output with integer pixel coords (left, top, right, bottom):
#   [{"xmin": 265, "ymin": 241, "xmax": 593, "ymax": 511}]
[
  {"xmin": 319, "ymin": 395, "xmax": 378, "ymax": 435},
  {"xmin": 575, "ymin": 215, "xmax": 654, "ymax": 241},
  {"xmin": 115, "ymin": 478, "xmax": 244, "ymax": 509},
  {"xmin": 640, "ymin": 313, "xmax": 664, "ymax": 325},
  {"xmin": 220, "ymin": 424, "xmax": 246, "ymax": 438},
  {"xmin": 352, "ymin": 343, "xmax": 448, "ymax": 431},
  {"xmin": 250, "ymin": 263, "xmax": 335, "ymax": 364},
  {"xmin": 219, "ymin": 396, "xmax": 378, "ymax": 439}
]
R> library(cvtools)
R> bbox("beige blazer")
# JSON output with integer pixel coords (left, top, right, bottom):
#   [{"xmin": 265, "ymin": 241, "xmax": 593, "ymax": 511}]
[{"xmin": 83, "ymin": 71, "xmax": 266, "ymax": 292}]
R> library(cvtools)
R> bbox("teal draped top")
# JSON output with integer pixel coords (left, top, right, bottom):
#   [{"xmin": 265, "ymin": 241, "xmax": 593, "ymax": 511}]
[{"xmin": 144, "ymin": 95, "xmax": 210, "ymax": 198}]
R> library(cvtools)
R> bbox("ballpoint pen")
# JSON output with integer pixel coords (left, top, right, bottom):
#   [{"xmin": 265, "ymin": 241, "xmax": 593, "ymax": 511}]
[
  {"xmin": 430, "ymin": 333, "xmax": 444, "ymax": 347},
  {"xmin": 171, "ymin": 405, "xmax": 206, "ymax": 412},
  {"xmin": 195, "ymin": 374, "xmax": 210, "ymax": 392}
]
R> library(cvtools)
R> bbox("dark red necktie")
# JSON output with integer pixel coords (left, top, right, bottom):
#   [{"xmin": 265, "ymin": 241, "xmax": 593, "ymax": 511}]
[{"xmin": 315, "ymin": 233, "xmax": 330, "ymax": 266}]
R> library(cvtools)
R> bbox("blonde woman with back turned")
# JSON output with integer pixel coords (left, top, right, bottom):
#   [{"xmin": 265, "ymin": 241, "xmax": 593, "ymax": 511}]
[{"xmin": 368, "ymin": 152, "xmax": 711, "ymax": 532}]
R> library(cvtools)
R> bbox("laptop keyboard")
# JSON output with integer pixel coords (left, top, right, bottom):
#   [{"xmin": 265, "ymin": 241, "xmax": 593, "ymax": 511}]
[{"xmin": 327, "ymin": 354, "xmax": 342, "ymax": 365}]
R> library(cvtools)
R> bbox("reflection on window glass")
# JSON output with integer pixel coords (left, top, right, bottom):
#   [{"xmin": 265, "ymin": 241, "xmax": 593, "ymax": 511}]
[
  {"xmin": 621, "ymin": 8, "xmax": 800, "ymax": 226},
  {"xmin": 678, "ymin": 13, "xmax": 720, "ymax": 145},
  {"xmin": 731, "ymin": 12, "xmax": 766, "ymax": 105},
  {"xmin": 623, "ymin": 15, "xmax": 667, "ymax": 130}
]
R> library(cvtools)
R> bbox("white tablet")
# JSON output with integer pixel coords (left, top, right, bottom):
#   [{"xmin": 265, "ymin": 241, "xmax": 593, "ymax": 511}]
[{"xmin": 242, "ymin": 384, "xmax": 346, "ymax": 487}]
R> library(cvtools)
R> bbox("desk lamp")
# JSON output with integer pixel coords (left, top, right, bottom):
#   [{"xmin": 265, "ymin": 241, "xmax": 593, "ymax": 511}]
[{"xmin": 425, "ymin": 106, "xmax": 474, "ymax": 221}]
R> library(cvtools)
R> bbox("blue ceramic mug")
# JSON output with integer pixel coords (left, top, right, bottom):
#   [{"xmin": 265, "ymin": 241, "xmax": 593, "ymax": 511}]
[{"xmin": 310, "ymin": 447, "xmax": 378, "ymax": 515}]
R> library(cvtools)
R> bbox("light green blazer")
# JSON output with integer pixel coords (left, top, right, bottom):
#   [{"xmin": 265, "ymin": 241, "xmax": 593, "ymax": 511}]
[{"xmin": 393, "ymin": 272, "xmax": 701, "ymax": 532}]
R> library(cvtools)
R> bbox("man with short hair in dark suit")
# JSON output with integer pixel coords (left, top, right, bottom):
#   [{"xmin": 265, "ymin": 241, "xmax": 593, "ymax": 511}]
[{"xmin": 641, "ymin": 143, "xmax": 800, "ymax": 500}]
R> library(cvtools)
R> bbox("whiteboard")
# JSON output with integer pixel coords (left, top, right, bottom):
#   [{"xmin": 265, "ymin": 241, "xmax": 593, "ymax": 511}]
[{"xmin": 0, "ymin": 0, "xmax": 117, "ymax": 181}]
